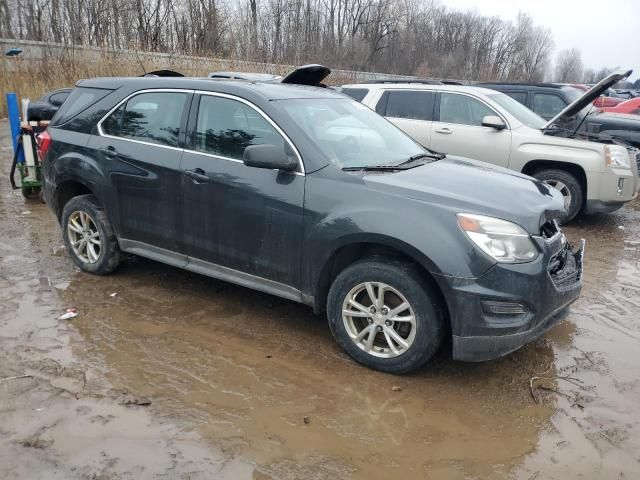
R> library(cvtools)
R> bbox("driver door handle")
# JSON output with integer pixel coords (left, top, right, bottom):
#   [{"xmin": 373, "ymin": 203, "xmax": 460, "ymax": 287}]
[
  {"xmin": 185, "ymin": 168, "xmax": 209, "ymax": 184},
  {"xmin": 100, "ymin": 146, "xmax": 119, "ymax": 157},
  {"xmin": 434, "ymin": 127, "xmax": 452, "ymax": 134}
]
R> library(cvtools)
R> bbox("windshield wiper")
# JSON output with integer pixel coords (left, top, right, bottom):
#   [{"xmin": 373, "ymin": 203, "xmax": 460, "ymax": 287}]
[
  {"xmin": 397, "ymin": 151, "xmax": 445, "ymax": 166},
  {"xmin": 342, "ymin": 165, "xmax": 412, "ymax": 172},
  {"xmin": 342, "ymin": 150, "xmax": 445, "ymax": 173}
]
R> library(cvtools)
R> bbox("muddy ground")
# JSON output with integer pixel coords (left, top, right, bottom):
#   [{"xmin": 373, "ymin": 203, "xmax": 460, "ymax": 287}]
[{"xmin": 0, "ymin": 119, "xmax": 639, "ymax": 479}]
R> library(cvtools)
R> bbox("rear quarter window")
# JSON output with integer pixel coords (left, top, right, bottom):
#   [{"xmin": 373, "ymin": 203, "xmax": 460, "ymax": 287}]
[{"xmin": 51, "ymin": 87, "xmax": 112, "ymax": 125}]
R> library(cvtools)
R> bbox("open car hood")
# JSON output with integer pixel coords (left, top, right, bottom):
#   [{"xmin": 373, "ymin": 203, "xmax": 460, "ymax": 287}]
[
  {"xmin": 281, "ymin": 64, "xmax": 331, "ymax": 86},
  {"xmin": 141, "ymin": 70, "xmax": 184, "ymax": 77},
  {"xmin": 543, "ymin": 69, "xmax": 632, "ymax": 129}
]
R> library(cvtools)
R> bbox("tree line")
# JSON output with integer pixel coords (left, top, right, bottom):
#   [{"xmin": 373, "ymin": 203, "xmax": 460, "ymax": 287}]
[{"xmin": 0, "ymin": 0, "xmax": 627, "ymax": 84}]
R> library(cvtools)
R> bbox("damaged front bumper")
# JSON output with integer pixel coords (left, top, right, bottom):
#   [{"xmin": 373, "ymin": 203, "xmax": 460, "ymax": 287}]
[{"xmin": 437, "ymin": 231, "xmax": 584, "ymax": 362}]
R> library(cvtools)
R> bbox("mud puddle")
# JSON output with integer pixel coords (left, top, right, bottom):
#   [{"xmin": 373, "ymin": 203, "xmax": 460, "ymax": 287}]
[{"xmin": 1, "ymin": 120, "xmax": 639, "ymax": 479}]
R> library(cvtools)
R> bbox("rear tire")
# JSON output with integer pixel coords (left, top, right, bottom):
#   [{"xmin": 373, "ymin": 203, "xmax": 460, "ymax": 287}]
[
  {"xmin": 327, "ymin": 258, "xmax": 444, "ymax": 374},
  {"xmin": 61, "ymin": 194, "xmax": 121, "ymax": 275},
  {"xmin": 532, "ymin": 169, "xmax": 583, "ymax": 222}
]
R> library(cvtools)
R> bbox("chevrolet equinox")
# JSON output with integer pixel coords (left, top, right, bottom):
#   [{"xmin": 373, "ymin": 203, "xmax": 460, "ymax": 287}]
[{"xmin": 42, "ymin": 77, "xmax": 584, "ymax": 373}]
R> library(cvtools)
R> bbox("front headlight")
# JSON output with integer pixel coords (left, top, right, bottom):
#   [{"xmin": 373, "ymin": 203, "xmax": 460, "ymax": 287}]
[
  {"xmin": 457, "ymin": 214, "xmax": 539, "ymax": 263},
  {"xmin": 605, "ymin": 145, "xmax": 630, "ymax": 168}
]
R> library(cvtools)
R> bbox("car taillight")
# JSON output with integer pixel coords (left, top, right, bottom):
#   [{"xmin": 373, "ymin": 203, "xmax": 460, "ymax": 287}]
[{"xmin": 37, "ymin": 129, "xmax": 52, "ymax": 162}]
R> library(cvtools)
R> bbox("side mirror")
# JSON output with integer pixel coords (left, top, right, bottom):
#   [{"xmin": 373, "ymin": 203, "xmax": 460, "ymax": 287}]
[
  {"xmin": 243, "ymin": 144, "xmax": 298, "ymax": 172},
  {"xmin": 481, "ymin": 115, "xmax": 506, "ymax": 130}
]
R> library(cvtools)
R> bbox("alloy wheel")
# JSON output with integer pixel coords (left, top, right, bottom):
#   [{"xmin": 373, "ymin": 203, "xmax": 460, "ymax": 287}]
[
  {"xmin": 543, "ymin": 179, "xmax": 572, "ymax": 211},
  {"xmin": 67, "ymin": 210, "xmax": 102, "ymax": 264},
  {"xmin": 341, "ymin": 281, "xmax": 417, "ymax": 358}
]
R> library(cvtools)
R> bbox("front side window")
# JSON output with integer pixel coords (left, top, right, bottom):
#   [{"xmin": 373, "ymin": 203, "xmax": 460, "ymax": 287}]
[
  {"xmin": 488, "ymin": 93, "xmax": 546, "ymax": 129},
  {"xmin": 195, "ymin": 95, "xmax": 285, "ymax": 160},
  {"xmin": 439, "ymin": 93, "xmax": 496, "ymax": 126},
  {"xmin": 379, "ymin": 90, "xmax": 435, "ymax": 121},
  {"xmin": 532, "ymin": 94, "xmax": 567, "ymax": 119},
  {"xmin": 102, "ymin": 92, "xmax": 187, "ymax": 148}
]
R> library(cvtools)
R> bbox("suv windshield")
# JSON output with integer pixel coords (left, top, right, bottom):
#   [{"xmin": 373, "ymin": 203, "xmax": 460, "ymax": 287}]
[
  {"xmin": 488, "ymin": 93, "xmax": 546, "ymax": 129},
  {"xmin": 274, "ymin": 98, "xmax": 425, "ymax": 168}
]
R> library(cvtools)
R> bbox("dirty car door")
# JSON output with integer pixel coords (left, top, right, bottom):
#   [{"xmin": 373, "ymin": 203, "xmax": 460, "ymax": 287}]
[
  {"xmin": 180, "ymin": 93, "xmax": 305, "ymax": 289},
  {"xmin": 89, "ymin": 90, "xmax": 190, "ymax": 252}
]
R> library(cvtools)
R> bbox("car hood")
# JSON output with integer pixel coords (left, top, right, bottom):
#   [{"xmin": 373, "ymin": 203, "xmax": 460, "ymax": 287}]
[
  {"xmin": 543, "ymin": 69, "xmax": 633, "ymax": 129},
  {"xmin": 281, "ymin": 64, "xmax": 331, "ymax": 86},
  {"xmin": 366, "ymin": 157, "xmax": 565, "ymax": 234}
]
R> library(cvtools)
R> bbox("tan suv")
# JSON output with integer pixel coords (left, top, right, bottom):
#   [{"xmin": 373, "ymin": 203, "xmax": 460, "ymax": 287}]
[{"xmin": 342, "ymin": 72, "xmax": 639, "ymax": 222}]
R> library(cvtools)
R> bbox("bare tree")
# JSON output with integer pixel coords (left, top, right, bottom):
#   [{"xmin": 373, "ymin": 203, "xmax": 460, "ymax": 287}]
[
  {"xmin": 554, "ymin": 48, "xmax": 583, "ymax": 83},
  {"xmin": 2, "ymin": 0, "xmax": 567, "ymax": 82}
]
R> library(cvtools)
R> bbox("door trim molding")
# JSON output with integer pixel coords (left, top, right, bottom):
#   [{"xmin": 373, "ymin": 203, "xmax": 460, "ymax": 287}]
[{"xmin": 119, "ymin": 238, "xmax": 305, "ymax": 304}]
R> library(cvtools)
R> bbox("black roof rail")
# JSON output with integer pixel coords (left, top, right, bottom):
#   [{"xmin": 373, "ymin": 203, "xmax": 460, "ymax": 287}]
[
  {"xmin": 476, "ymin": 81, "xmax": 563, "ymax": 88},
  {"xmin": 441, "ymin": 79, "xmax": 468, "ymax": 85},
  {"xmin": 368, "ymin": 79, "xmax": 443, "ymax": 85}
]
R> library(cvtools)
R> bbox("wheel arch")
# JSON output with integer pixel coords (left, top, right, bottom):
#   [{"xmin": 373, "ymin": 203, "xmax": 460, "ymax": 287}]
[
  {"xmin": 54, "ymin": 179, "xmax": 95, "ymax": 220},
  {"xmin": 521, "ymin": 160, "xmax": 587, "ymax": 198},
  {"xmin": 312, "ymin": 238, "xmax": 451, "ymax": 329}
]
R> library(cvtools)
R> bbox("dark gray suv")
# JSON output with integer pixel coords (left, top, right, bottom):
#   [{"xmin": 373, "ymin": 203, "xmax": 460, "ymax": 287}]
[{"xmin": 41, "ymin": 77, "xmax": 584, "ymax": 373}]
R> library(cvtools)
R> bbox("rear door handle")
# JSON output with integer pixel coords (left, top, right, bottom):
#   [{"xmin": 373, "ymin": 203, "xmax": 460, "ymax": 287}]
[
  {"xmin": 185, "ymin": 168, "xmax": 209, "ymax": 184},
  {"xmin": 100, "ymin": 146, "xmax": 118, "ymax": 157},
  {"xmin": 434, "ymin": 128, "xmax": 452, "ymax": 134}
]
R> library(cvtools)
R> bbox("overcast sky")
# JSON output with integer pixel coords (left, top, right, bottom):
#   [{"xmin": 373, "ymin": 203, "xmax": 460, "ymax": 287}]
[{"xmin": 444, "ymin": 0, "xmax": 639, "ymax": 83}]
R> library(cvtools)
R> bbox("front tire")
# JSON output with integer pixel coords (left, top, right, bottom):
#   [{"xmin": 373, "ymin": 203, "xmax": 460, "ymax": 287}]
[
  {"xmin": 61, "ymin": 194, "xmax": 121, "ymax": 275},
  {"xmin": 327, "ymin": 258, "xmax": 444, "ymax": 374},
  {"xmin": 532, "ymin": 169, "xmax": 583, "ymax": 222}
]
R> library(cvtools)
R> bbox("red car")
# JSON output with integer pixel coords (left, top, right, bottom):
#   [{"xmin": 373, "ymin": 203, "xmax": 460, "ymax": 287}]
[
  {"xmin": 571, "ymin": 84, "xmax": 625, "ymax": 108},
  {"xmin": 602, "ymin": 97, "xmax": 640, "ymax": 115}
]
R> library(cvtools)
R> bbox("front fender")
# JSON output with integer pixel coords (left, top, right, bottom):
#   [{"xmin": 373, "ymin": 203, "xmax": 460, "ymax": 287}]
[
  {"xmin": 302, "ymin": 202, "xmax": 497, "ymax": 301},
  {"xmin": 513, "ymin": 141, "xmax": 605, "ymax": 173}
]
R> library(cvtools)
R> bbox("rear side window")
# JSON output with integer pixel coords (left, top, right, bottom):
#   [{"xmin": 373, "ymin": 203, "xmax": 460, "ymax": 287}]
[
  {"xmin": 195, "ymin": 95, "xmax": 285, "ymax": 160},
  {"xmin": 505, "ymin": 91, "xmax": 527, "ymax": 105},
  {"xmin": 377, "ymin": 90, "xmax": 435, "ymax": 121},
  {"xmin": 102, "ymin": 92, "xmax": 187, "ymax": 148},
  {"xmin": 532, "ymin": 94, "xmax": 566, "ymax": 119},
  {"xmin": 52, "ymin": 87, "xmax": 112, "ymax": 125},
  {"xmin": 341, "ymin": 88, "xmax": 369, "ymax": 102},
  {"xmin": 439, "ymin": 93, "xmax": 496, "ymax": 126}
]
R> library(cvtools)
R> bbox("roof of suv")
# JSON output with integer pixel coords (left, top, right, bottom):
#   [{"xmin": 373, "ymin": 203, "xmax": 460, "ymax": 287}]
[
  {"xmin": 77, "ymin": 76, "xmax": 344, "ymax": 101},
  {"xmin": 342, "ymin": 82, "xmax": 502, "ymax": 97},
  {"xmin": 476, "ymin": 82, "xmax": 575, "ymax": 93}
]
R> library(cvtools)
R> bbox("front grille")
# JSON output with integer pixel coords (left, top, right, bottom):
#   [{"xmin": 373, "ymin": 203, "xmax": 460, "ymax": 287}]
[
  {"xmin": 636, "ymin": 152, "xmax": 640, "ymax": 172},
  {"xmin": 548, "ymin": 244, "xmax": 581, "ymax": 289}
]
